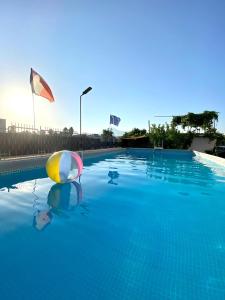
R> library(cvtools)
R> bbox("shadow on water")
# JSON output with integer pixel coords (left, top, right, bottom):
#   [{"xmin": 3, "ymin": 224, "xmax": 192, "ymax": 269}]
[
  {"xmin": 0, "ymin": 168, "xmax": 47, "ymax": 192},
  {"xmin": 108, "ymin": 170, "xmax": 120, "ymax": 185},
  {"xmin": 33, "ymin": 181, "xmax": 83, "ymax": 231}
]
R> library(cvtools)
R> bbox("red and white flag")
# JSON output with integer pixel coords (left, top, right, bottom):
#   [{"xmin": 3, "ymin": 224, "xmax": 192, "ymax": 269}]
[{"xmin": 30, "ymin": 68, "xmax": 54, "ymax": 102}]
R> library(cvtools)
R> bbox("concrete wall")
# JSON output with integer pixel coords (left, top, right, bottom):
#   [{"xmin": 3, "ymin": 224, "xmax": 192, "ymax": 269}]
[{"xmin": 190, "ymin": 137, "xmax": 216, "ymax": 152}]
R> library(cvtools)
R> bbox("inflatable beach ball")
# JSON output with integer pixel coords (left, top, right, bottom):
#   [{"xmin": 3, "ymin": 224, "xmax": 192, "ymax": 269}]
[{"xmin": 46, "ymin": 150, "xmax": 83, "ymax": 183}]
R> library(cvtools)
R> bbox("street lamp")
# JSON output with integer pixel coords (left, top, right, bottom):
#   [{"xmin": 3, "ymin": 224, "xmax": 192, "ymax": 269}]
[
  {"xmin": 81, "ymin": 86, "xmax": 92, "ymax": 96},
  {"xmin": 80, "ymin": 87, "xmax": 92, "ymax": 148}
]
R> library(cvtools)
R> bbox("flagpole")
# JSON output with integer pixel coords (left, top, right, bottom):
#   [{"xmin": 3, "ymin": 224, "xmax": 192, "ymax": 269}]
[
  {"xmin": 32, "ymin": 92, "xmax": 36, "ymax": 129},
  {"xmin": 80, "ymin": 94, "xmax": 82, "ymax": 150}
]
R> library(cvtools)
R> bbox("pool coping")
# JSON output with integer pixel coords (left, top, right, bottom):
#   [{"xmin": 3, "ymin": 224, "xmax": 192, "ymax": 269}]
[
  {"xmin": 0, "ymin": 148, "xmax": 123, "ymax": 174},
  {"xmin": 193, "ymin": 151, "xmax": 225, "ymax": 167},
  {"xmin": 2, "ymin": 148, "xmax": 223, "ymax": 175},
  {"xmin": 126, "ymin": 148, "xmax": 193, "ymax": 154}
]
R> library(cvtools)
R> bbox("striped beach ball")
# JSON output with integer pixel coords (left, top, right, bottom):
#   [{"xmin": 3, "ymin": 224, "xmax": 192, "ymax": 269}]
[{"xmin": 46, "ymin": 150, "xmax": 83, "ymax": 183}]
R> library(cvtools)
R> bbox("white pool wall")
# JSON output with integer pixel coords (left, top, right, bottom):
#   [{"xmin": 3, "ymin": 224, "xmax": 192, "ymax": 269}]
[{"xmin": 193, "ymin": 151, "xmax": 225, "ymax": 167}]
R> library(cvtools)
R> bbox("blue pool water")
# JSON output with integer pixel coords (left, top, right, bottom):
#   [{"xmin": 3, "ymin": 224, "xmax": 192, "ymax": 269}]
[{"xmin": 1, "ymin": 149, "xmax": 225, "ymax": 300}]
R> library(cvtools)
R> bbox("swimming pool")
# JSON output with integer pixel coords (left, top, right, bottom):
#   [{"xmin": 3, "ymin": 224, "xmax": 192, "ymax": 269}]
[{"xmin": 0, "ymin": 149, "xmax": 225, "ymax": 300}]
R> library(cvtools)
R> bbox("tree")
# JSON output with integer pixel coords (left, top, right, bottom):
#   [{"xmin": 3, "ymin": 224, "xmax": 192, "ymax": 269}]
[
  {"xmin": 122, "ymin": 128, "xmax": 147, "ymax": 138},
  {"xmin": 102, "ymin": 128, "xmax": 113, "ymax": 141},
  {"xmin": 149, "ymin": 124, "xmax": 166, "ymax": 146},
  {"xmin": 149, "ymin": 123, "xmax": 193, "ymax": 149},
  {"xmin": 201, "ymin": 111, "xmax": 218, "ymax": 133},
  {"xmin": 68, "ymin": 127, "xmax": 74, "ymax": 136},
  {"xmin": 172, "ymin": 111, "xmax": 219, "ymax": 133},
  {"xmin": 48, "ymin": 129, "xmax": 54, "ymax": 135},
  {"xmin": 8, "ymin": 125, "xmax": 16, "ymax": 133},
  {"xmin": 63, "ymin": 127, "xmax": 68, "ymax": 136}
]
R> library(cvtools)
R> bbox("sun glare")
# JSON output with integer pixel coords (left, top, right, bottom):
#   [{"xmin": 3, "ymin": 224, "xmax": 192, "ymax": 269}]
[
  {"xmin": 1, "ymin": 85, "xmax": 32, "ymax": 122},
  {"xmin": 1, "ymin": 85, "xmax": 55, "ymax": 127}
]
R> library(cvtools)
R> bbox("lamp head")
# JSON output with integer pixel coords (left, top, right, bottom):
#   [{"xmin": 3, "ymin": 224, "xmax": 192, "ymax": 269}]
[{"xmin": 82, "ymin": 87, "xmax": 92, "ymax": 95}]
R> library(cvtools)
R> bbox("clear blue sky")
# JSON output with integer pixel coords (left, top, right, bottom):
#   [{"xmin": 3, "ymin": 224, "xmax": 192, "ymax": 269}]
[{"xmin": 1, "ymin": 0, "xmax": 225, "ymax": 133}]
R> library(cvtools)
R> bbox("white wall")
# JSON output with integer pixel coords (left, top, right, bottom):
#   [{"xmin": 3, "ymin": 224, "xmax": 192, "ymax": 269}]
[
  {"xmin": 194, "ymin": 151, "xmax": 225, "ymax": 167},
  {"xmin": 190, "ymin": 137, "xmax": 216, "ymax": 152}
]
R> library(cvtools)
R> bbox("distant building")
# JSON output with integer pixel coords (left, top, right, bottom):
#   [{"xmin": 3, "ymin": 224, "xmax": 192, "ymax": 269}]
[{"xmin": 0, "ymin": 119, "xmax": 6, "ymax": 132}]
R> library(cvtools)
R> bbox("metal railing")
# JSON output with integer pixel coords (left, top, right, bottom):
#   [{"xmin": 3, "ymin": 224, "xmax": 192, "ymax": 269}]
[
  {"xmin": 6, "ymin": 123, "xmax": 72, "ymax": 135},
  {"xmin": 0, "ymin": 123, "xmax": 119, "ymax": 158}
]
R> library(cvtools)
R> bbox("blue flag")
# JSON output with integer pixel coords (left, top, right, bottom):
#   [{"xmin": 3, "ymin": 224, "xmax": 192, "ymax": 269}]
[{"xmin": 110, "ymin": 115, "xmax": 121, "ymax": 126}]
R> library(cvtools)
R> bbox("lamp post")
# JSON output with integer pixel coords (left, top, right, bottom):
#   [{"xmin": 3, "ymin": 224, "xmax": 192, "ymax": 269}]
[{"xmin": 80, "ymin": 87, "xmax": 92, "ymax": 149}]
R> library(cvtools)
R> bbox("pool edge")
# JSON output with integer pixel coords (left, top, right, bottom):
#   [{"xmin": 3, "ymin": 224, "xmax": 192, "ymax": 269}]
[
  {"xmin": 194, "ymin": 151, "xmax": 225, "ymax": 167},
  {"xmin": 0, "ymin": 148, "xmax": 124, "ymax": 174}
]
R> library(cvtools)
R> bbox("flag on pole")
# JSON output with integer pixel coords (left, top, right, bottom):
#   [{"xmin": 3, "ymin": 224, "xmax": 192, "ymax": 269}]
[
  {"xmin": 30, "ymin": 68, "xmax": 54, "ymax": 102},
  {"xmin": 110, "ymin": 114, "xmax": 121, "ymax": 126}
]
